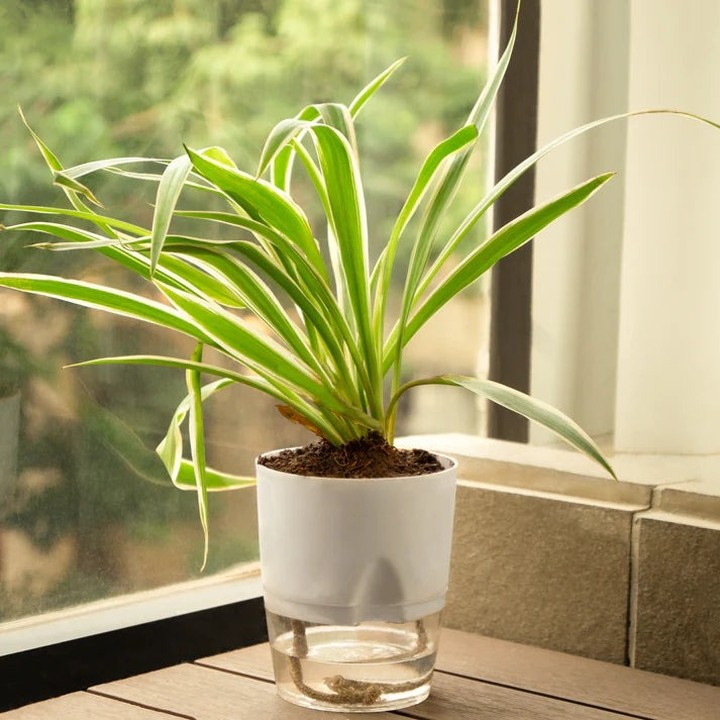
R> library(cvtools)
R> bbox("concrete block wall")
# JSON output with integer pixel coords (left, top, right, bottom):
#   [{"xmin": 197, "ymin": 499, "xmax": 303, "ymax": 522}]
[
  {"xmin": 399, "ymin": 434, "xmax": 720, "ymax": 686},
  {"xmin": 630, "ymin": 487, "xmax": 720, "ymax": 685}
]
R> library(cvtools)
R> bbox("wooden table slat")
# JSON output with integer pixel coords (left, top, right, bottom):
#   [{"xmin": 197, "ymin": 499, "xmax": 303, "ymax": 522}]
[
  {"xmin": 7, "ymin": 630, "xmax": 720, "ymax": 719},
  {"xmin": 198, "ymin": 642, "xmax": 274, "ymax": 681},
  {"xmin": 199, "ymin": 644, "xmax": 636, "ymax": 719},
  {"xmin": 436, "ymin": 628, "xmax": 720, "ymax": 720},
  {"xmin": 411, "ymin": 673, "xmax": 639, "ymax": 720},
  {"xmin": 92, "ymin": 662, "xmax": 400, "ymax": 719},
  {"xmin": 0, "ymin": 691, "xmax": 174, "ymax": 719}
]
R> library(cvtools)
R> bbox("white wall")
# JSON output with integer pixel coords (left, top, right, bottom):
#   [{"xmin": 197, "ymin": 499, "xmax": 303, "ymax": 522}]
[
  {"xmin": 532, "ymin": 0, "xmax": 720, "ymax": 455},
  {"xmin": 614, "ymin": 0, "xmax": 720, "ymax": 454},
  {"xmin": 531, "ymin": 0, "xmax": 629, "ymax": 444}
]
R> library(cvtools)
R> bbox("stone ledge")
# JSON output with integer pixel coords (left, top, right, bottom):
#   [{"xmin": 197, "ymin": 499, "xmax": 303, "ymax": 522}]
[
  {"xmin": 400, "ymin": 433, "xmax": 720, "ymax": 523},
  {"xmin": 653, "ymin": 480, "xmax": 720, "ymax": 522},
  {"xmin": 631, "ymin": 511, "xmax": 720, "ymax": 685},
  {"xmin": 399, "ymin": 433, "xmax": 652, "ymax": 505},
  {"xmin": 444, "ymin": 478, "xmax": 640, "ymax": 663},
  {"xmin": 402, "ymin": 434, "xmax": 720, "ymax": 685}
]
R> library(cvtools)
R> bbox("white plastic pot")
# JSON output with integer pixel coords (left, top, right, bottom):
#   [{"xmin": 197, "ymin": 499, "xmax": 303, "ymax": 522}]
[{"xmin": 255, "ymin": 452, "xmax": 458, "ymax": 626}]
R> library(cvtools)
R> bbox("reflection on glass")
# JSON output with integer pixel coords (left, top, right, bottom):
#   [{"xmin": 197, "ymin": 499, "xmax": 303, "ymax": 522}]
[{"xmin": 0, "ymin": 0, "xmax": 489, "ymax": 623}]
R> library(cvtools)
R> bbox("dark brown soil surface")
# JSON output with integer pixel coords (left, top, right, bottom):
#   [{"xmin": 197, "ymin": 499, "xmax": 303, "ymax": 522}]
[{"xmin": 258, "ymin": 432, "xmax": 443, "ymax": 478}]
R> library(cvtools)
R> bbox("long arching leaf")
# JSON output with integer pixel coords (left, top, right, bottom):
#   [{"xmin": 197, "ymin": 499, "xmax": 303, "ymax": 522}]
[
  {"xmin": 349, "ymin": 57, "xmax": 406, "ymax": 118},
  {"xmin": 0, "ymin": 273, "xmax": 214, "ymax": 343},
  {"xmin": 159, "ymin": 283, "xmax": 381, "ymax": 435},
  {"xmin": 390, "ymin": 374, "xmax": 616, "ymax": 479},
  {"xmin": 59, "ymin": 156, "xmax": 168, "ymax": 179},
  {"xmin": 419, "ymin": 109, "xmax": 720, "ymax": 297},
  {"xmin": 157, "ymin": 377, "xmax": 235, "ymax": 483},
  {"xmin": 4, "ymin": 223, "xmax": 245, "ymax": 307},
  {"xmin": 162, "ymin": 220, "xmax": 370, "ymax": 394},
  {"xmin": 390, "ymin": 4, "xmax": 520, "ymax": 398},
  {"xmin": 384, "ymin": 172, "xmax": 615, "ymax": 369},
  {"xmin": 306, "ymin": 124, "xmax": 382, "ymax": 418},
  {"xmin": 185, "ymin": 146, "xmax": 326, "ymax": 278},
  {"xmin": 150, "ymin": 154, "xmax": 192, "ymax": 274},
  {"xmin": 0, "ymin": 205, "xmax": 148, "ymax": 236},
  {"xmin": 168, "ymin": 247, "xmax": 327, "ymax": 378},
  {"xmin": 372, "ymin": 124, "xmax": 479, "ymax": 339},
  {"xmin": 185, "ymin": 343, "xmax": 210, "ymax": 569},
  {"xmin": 69, "ymin": 353, "xmax": 349, "ymax": 446}
]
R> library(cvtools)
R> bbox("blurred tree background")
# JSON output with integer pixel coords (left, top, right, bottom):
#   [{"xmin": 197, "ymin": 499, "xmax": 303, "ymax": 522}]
[{"xmin": 0, "ymin": 0, "xmax": 488, "ymax": 621}]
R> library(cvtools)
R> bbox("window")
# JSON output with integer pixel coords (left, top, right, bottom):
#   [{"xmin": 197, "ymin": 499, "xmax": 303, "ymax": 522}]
[
  {"xmin": 4, "ymin": 1, "xmax": 716, "ymax": 706},
  {"xmin": 0, "ymin": 0, "xmax": 491, "ymax": 656}
]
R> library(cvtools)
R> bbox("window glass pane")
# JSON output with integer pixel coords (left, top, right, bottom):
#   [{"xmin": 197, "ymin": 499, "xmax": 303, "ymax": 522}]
[{"xmin": 0, "ymin": 0, "xmax": 489, "ymax": 624}]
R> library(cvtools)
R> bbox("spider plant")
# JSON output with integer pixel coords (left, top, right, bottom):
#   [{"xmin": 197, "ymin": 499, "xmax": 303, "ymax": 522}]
[{"xmin": 2, "ymin": 14, "xmax": 717, "ymax": 563}]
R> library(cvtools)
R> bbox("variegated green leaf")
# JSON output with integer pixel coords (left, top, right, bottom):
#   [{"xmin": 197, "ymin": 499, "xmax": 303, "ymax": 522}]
[
  {"xmin": 390, "ymin": 374, "xmax": 616, "ymax": 480},
  {"xmin": 384, "ymin": 172, "xmax": 616, "ymax": 369},
  {"xmin": 185, "ymin": 343, "xmax": 210, "ymax": 569},
  {"xmin": 0, "ymin": 272, "xmax": 213, "ymax": 343},
  {"xmin": 349, "ymin": 57, "xmax": 406, "ymax": 118},
  {"xmin": 150, "ymin": 154, "xmax": 192, "ymax": 274},
  {"xmin": 0, "ymin": 205, "xmax": 148, "ymax": 236},
  {"xmin": 185, "ymin": 145, "xmax": 326, "ymax": 277},
  {"xmin": 156, "ymin": 377, "xmax": 232, "ymax": 483},
  {"xmin": 174, "ymin": 461, "xmax": 254, "ymax": 491},
  {"xmin": 257, "ymin": 118, "xmax": 315, "ymax": 178}
]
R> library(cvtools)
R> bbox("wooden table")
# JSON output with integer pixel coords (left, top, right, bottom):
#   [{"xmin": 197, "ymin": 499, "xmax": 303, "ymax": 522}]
[{"xmin": 4, "ymin": 629, "xmax": 720, "ymax": 719}]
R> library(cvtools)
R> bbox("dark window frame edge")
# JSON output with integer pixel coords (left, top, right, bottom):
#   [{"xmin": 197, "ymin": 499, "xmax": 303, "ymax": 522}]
[
  {"xmin": 487, "ymin": 0, "xmax": 540, "ymax": 442},
  {"xmin": 1, "ymin": 594, "xmax": 267, "ymax": 712}
]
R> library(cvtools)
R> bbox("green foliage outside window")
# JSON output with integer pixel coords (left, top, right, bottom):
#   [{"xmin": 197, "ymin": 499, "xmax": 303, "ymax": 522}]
[{"xmin": 0, "ymin": 0, "xmax": 488, "ymax": 621}]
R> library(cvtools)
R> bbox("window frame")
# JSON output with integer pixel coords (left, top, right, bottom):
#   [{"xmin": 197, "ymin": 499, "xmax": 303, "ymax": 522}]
[{"xmin": 487, "ymin": 0, "xmax": 540, "ymax": 443}]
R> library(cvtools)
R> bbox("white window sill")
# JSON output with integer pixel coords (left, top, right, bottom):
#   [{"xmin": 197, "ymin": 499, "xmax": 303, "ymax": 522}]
[{"xmin": 0, "ymin": 562, "xmax": 262, "ymax": 656}]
